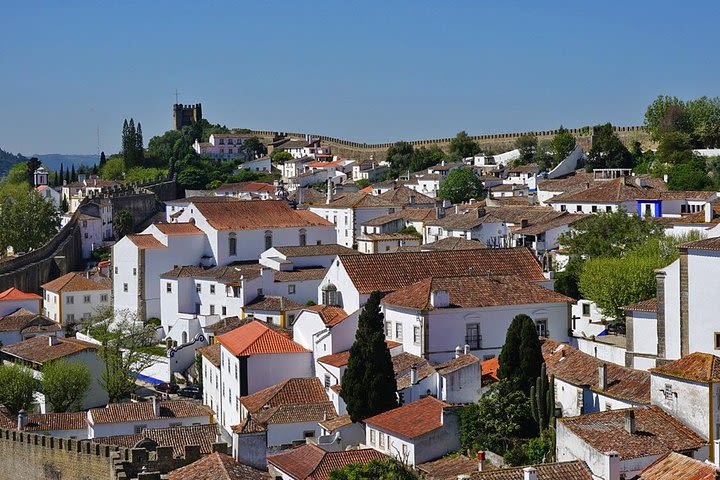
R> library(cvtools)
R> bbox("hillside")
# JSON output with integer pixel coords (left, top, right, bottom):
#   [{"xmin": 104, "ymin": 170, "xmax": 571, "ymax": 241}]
[{"xmin": 0, "ymin": 148, "xmax": 27, "ymax": 176}]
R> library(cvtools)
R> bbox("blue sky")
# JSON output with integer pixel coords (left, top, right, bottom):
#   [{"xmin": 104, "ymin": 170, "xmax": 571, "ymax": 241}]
[{"xmin": 2, "ymin": 1, "xmax": 719, "ymax": 155}]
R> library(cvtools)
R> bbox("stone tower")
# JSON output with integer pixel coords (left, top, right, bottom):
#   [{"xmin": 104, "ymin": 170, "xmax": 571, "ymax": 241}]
[{"xmin": 173, "ymin": 103, "xmax": 202, "ymax": 130}]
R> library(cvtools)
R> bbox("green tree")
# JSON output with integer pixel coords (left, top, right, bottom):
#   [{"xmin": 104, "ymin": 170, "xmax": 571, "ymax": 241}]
[
  {"xmin": 667, "ymin": 157, "xmax": 713, "ymax": 191},
  {"xmin": 525, "ymin": 431, "xmax": 553, "ymax": 464},
  {"xmin": 515, "ymin": 134, "xmax": 538, "ymax": 165},
  {"xmin": 240, "ymin": 137, "xmax": 265, "ymax": 160},
  {"xmin": 100, "ymin": 156, "xmax": 126, "ymax": 181},
  {"xmin": 135, "ymin": 122, "xmax": 145, "ymax": 166},
  {"xmin": 86, "ymin": 308, "xmax": 159, "ymax": 402},
  {"xmin": 0, "ymin": 190, "xmax": 60, "ymax": 253},
  {"xmin": 26, "ymin": 157, "xmax": 41, "ymax": 186},
  {"xmin": 438, "ymin": 168, "xmax": 484, "ymax": 204},
  {"xmin": 549, "ymin": 126, "xmax": 576, "ymax": 166},
  {"xmin": 497, "ymin": 314, "xmax": 544, "ymax": 393},
  {"xmin": 114, "ymin": 209, "xmax": 134, "ymax": 240},
  {"xmin": 0, "ymin": 363, "xmax": 37, "ymax": 414},
  {"xmin": 686, "ymin": 96, "xmax": 720, "ymax": 148},
  {"xmin": 530, "ymin": 363, "xmax": 554, "ymax": 432},
  {"xmin": 41, "ymin": 360, "xmax": 91, "ymax": 412},
  {"xmin": 70, "ymin": 164, "xmax": 76, "ymax": 182},
  {"xmin": 60, "ymin": 195, "xmax": 69, "ymax": 213},
  {"xmin": 459, "ymin": 380, "xmax": 534, "ymax": 454},
  {"xmin": 177, "ymin": 166, "xmax": 210, "ymax": 189},
  {"xmin": 59, "ymin": 164, "xmax": 65, "ymax": 185},
  {"xmin": 340, "ymin": 291, "xmax": 398, "ymax": 422},
  {"xmin": 656, "ymin": 131, "xmax": 694, "ymax": 165},
  {"xmin": 644, "ymin": 95, "xmax": 690, "ymax": 141},
  {"xmin": 584, "ymin": 123, "xmax": 634, "ymax": 171},
  {"xmin": 4, "ymin": 162, "xmax": 29, "ymax": 186},
  {"xmin": 271, "ymin": 150, "xmax": 293, "ymax": 163},
  {"xmin": 449, "ymin": 131, "xmax": 480, "ymax": 158},
  {"xmin": 99, "ymin": 151, "xmax": 107, "ymax": 168},
  {"xmin": 328, "ymin": 459, "xmax": 419, "ymax": 480}
]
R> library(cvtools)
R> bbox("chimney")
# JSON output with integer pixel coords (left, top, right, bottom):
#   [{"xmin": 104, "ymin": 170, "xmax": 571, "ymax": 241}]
[
  {"xmin": 605, "ymin": 451, "xmax": 620, "ymax": 480},
  {"xmin": 430, "ymin": 289, "xmax": 450, "ymax": 309},
  {"xmin": 714, "ymin": 439, "xmax": 720, "ymax": 467},
  {"xmin": 17, "ymin": 409, "xmax": 27, "ymax": 430},
  {"xmin": 48, "ymin": 336, "xmax": 59, "ymax": 346},
  {"xmin": 598, "ymin": 363, "xmax": 608, "ymax": 390},
  {"xmin": 152, "ymin": 396, "xmax": 161, "ymax": 417},
  {"xmin": 409, "ymin": 194, "xmax": 415, "ymax": 205},
  {"xmin": 410, "ymin": 365, "xmax": 417, "ymax": 385},
  {"xmin": 624, "ymin": 409, "xmax": 636, "ymax": 434},
  {"xmin": 520, "ymin": 218, "xmax": 529, "ymax": 228},
  {"xmin": 706, "ymin": 202, "xmax": 713, "ymax": 223},
  {"xmin": 476, "ymin": 451, "xmax": 486, "ymax": 471},
  {"xmin": 326, "ymin": 178, "xmax": 333, "ymax": 204},
  {"xmin": 464, "ymin": 344, "xmax": 470, "ymax": 355},
  {"xmin": 522, "ymin": 467, "xmax": 537, "ymax": 480},
  {"xmin": 455, "ymin": 346, "xmax": 461, "ymax": 358}
]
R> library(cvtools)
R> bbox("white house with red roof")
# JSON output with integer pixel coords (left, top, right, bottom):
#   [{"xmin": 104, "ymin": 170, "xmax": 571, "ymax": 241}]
[
  {"xmin": 35, "ymin": 184, "xmax": 61, "ymax": 209},
  {"xmin": 364, "ymin": 396, "xmax": 461, "ymax": 466},
  {"xmin": 214, "ymin": 181, "xmax": 276, "ymax": 200},
  {"xmin": 267, "ymin": 444, "xmax": 387, "ymax": 480},
  {"xmin": 41, "ymin": 271, "xmax": 111, "ymax": 328},
  {"xmin": 380, "ymin": 274, "xmax": 572, "ymax": 362},
  {"xmin": 0, "ymin": 287, "xmax": 42, "ymax": 316},
  {"xmin": 215, "ymin": 321, "xmax": 313, "ymax": 434}
]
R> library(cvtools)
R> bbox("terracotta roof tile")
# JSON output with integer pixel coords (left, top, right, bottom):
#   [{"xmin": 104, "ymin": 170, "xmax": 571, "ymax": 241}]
[
  {"xmin": 216, "ymin": 181, "xmax": 275, "ymax": 193},
  {"xmin": 364, "ymin": 396, "xmax": 450, "ymax": 439},
  {"xmin": 239, "ymin": 377, "xmax": 329, "ymax": 414},
  {"xmin": 95, "ymin": 424, "xmax": 218, "ymax": 457},
  {"xmin": 624, "ymin": 298, "xmax": 658, "ymax": 313},
  {"xmin": 383, "ymin": 275, "xmax": 571, "ymax": 311},
  {"xmin": 89, "ymin": 400, "xmax": 212, "ymax": 425},
  {"xmin": 340, "ymin": 248, "xmax": 545, "ymax": 294},
  {"xmin": 542, "ymin": 341, "xmax": 650, "ymax": 404},
  {"xmin": 377, "ymin": 186, "xmax": 434, "ymax": 205},
  {"xmin": 638, "ymin": 451, "xmax": 719, "ymax": 479},
  {"xmin": 267, "ymin": 444, "xmax": 387, "ymax": 480},
  {"xmin": 22, "ymin": 411, "xmax": 87, "ymax": 431},
  {"xmin": 251, "ymin": 402, "xmax": 336, "ymax": 426},
  {"xmin": 317, "ymin": 192, "xmax": 397, "ymax": 208},
  {"xmin": 198, "ymin": 343, "xmax": 221, "ymax": 367},
  {"xmin": 245, "ymin": 296, "xmax": 303, "ymax": 312},
  {"xmin": 195, "ymin": 200, "xmax": 332, "ymax": 230},
  {"xmin": 466, "ymin": 460, "xmax": 593, "ymax": 480},
  {"xmin": 392, "ymin": 353, "xmax": 436, "ymax": 390},
  {"xmin": 650, "ymin": 352, "xmax": 720, "ymax": 383},
  {"xmin": 0, "ymin": 287, "xmax": 41, "ymax": 301},
  {"xmin": 303, "ymin": 305, "xmax": 348, "ymax": 327},
  {"xmin": 273, "ymin": 244, "xmax": 359, "ymax": 257},
  {"xmin": 0, "ymin": 309, "xmax": 58, "ymax": 333},
  {"xmin": 435, "ymin": 354, "xmax": 480, "ymax": 375},
  {"xmin": 168, "ymin": 452, "xmax": 267, "ymax": 480},
  {"xmin": 319, "ymin": 414, "xmax": 352, "ymax": 431},
  {"xmin": 2, "ymin": 336, "xmax": 98, "ymax": 364},
  {"xmin": 558, "ymin": 406, "xmax": 706, "ymax": 460},
  {"xmin": 126, "ymin": 234, "xmax": 166, "ymax": 249},
  {"xmin": 417, "ymin": 455, "xmax": 487, "ymax": 479},
  {"xmin": 679, "ymin": 236, "xmax": 720, "ymax": 251},
  {"xmin": 317, "ymin": 340, "xmax": 397, "ymax": 368},
  {"xmin": 153, "ymin": 223, "xmax": 204, "ymax": 235},
  {"xmin": 421, "ymin": 237, "xmax": 488, "ymax": 251},
  {"xmin": 547, "ymin": 177, "xmax": 663, "ymax": 204},
  {"xmin": 217, "ymin": 320, "xmax": 308, "ymax": 356},
  {"xmin": 481, "ymin": 356, "xmax": 499, "ymax": 382},
  {"xmin": 361, "ymin": 208, "xmax": 438, "ymax": 227},
  {"xmin": 41, "ymin": 272, "xmax": 111, "ymax": 293},
  {"xmin": 273, "ymin": 267, "xmax": 328, "ymax": 282}
]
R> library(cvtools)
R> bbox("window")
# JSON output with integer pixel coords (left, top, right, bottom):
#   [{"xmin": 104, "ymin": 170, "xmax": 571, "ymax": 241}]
[
  {"xmin": 166, "ymin": 283, "xmax": 172, "ymax": 293},
  {"xmin": 133, "ymin": 424, "xmax": 147, "ymax": 434},
  {"xmin": 229, "ymin": 234, "xmax": 237, "ymax": 256},
  {"xmin": 266, "ymin": 316, "xmax": 273, "ymax": 324},
  {"xmin": 288, "ymin": 314, "xmax": 295, "ymax": 324},
  {"xmin": 288, "ymin": 285, "xmax": 296, "ymax": 295},
  {"xmin": 210, "ymin": 285, "xmax": 216, "ymax": 295},
  {"xmin": 591, "ymin": 206, "xmax": 598, "ymax": 213},
  {"xmin": 395, "ymin": 323, "xmax": 403, "ymax": 341},
  {"xmin": 714, "ymin": 332, "xmax": 720, "ymax": 350},
  {"xmin": 210, "ymin": 305, "xmax": 215, "ymax": 315},
  {"xmin": 398, "ymin": 391, "xmax": 405, "ymax": 405},
  {"xmin": 379, "ymin": 433, "xmax": 385, "ymax": 448},
  {"xmin": 66, "ymin": 296, "xmax": 74, "ymax": 305},
  {"xmin": 235, "ymin": 363, "xmax": 238, "ymax": 379},
  {"xmin": 324, "ymin": 374, "xmax": 331, "ymax": 388},
  {"xmin": 535, "ymin": 319, "xmax": 548, "ymax": 337},
  {"xmin": 413, "ymin": 326, "xmax": 421, "ymax": 345},
  {"xmin": 606, "ymin": 206, "xmax": 612, "ymax": 213},
  {"xmin": 582, "ymin": 303, "xmax": 591, "ymax": 316},
  {"xmin": 114, "ymin": 267, "xmax": 118, "ymax": 275},
  {"xmin": 123, "ymin": 283, "xmax": 128, "ymax": 292},
  {"xmin": 385, "ymin": 322, "xmax": 392, "ymax": 337},
  {"xmin": 133, "ymin": 268, "xmax": 137, "ymax": 276},
  {"xmin": 576, "ymin": 205, "xmax": 582, "ymax": 212},
  {"xmin": 264, "ymin": 230, "xmax": 273, "ymax": 250},
  {"xmin": 222, "ymin": 306, "xmax": 227, "ymax": 316},
  {"xmin": 257, "ymin": 288, "xmax": 263, "ymax": 296},
  {"xmin": 182, "ymin": 332, "xmax": 187, "ymax": 344},
  {"xmin": 100, "ymin": 294, "xmax": 108, "ymax": 302},
  {"xmin": 83, "ymin": 295, "xmax": 91, "ymax": 303},
  {"xmin": 299, "ymin": 229, "xmax": 307, "ymax": 246},
  {"xmin": 466, "ymin": 324, "xmax": 481, "ymax": 349},
  {"xmin": 66, "ymin": 314, "xmax": 75, "ymax": 322},
  {"xmin": 370, "ymin": 429, "xmax": 376, "ymax": 445},
  {"xmin": 303, "ymin": 430, "xmax": 315, "ymax": 439},
  {"xmin": 196, "ymin": 284, "xmax": 202, "ymax": 293}
]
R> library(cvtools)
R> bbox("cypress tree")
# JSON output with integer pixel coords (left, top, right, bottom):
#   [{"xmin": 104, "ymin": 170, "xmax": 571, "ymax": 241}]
[
  {"xmin": 99, "ymin": 151, "xmax": 106, "ymax": 168},
  {"xmin": 126, "ymin": 119, "xmax": 137, "ymax": 168},
  {"xmin": 135, "ymin": 122, "xmax": 144, "ymax": 166},
  {"xmin": 70, "ymin": 165, "xmax": 76, "ymax": 182},
  {"xmin": 59, "ymin": 164, "xmax": 65, "ymax": 185},
  {"xmin": 498, "ymin": 314, "xmax": 544, "ymax": 393},
  {"xmin": 340, "ymin": 291, "xmax": 398, "ymax": 422}
]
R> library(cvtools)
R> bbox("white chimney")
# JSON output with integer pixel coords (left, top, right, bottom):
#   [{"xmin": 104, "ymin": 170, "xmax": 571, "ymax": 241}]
[
  {"xmin": 705, "ymin": 202, "xmax": 713, "ymax": 223},
  {"xmin": 464, "ymin": 344, "xmax": 470, "ymax": 355},
  {"xmin": 152, "ymin": 396, "xmax": 160, "ymax": 417},
  {"xmin": 522, "ymin": 467, "xmax": 537, "ymax": 480},
  {"xmin": 476, "ymin": 451, "xmax": 486, "ymax": 472},
  {"xmin": 624, "ymin": 409, "xmax": 636, "ymax": 434},
  {"xmin": 455, "ymin": 346, "xmax": 461, "ymax": 358},
  {"xmin": 598, "ymin": 363, "xmax": 608, "ymax": 390},
  {"xmin": 714, "ymin": 439, "xmax": 720, "ymax": 467},
  {"xmin": 410, "ymin": 365, "xmax": 417, "ymax": 385},
  {"xmin": 48, "ymin": 336, "xmax": 59, "ymax": 346},
  {"xmin": 430, "ymin": 290, "xmax": 450, "ymax": 309},
  {"xmin": 17, "ymin": 409, "xmax": 27, "ymax": 430},
  {"xmin": 326, "ymin": 178, "xmax": 333, "ymax": 204},
  {"xmin": 605, "ymin": 451, "xmax": 620, "ymax": 480}
]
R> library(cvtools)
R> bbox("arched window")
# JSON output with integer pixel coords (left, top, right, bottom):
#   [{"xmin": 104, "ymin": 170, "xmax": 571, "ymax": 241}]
[
  {"xmin": 228, "ymin": 233, "xmax": 237, "ymax": 256},
  {"xmin": 264, "ymin": 230, "xmax": 273, "ymax": 251},
  {"xmin": 181, "ymin": 332, "xmax": 188, "ymax": 344},
  {"xmin": 299, "ymin": 228, "xmax": 307, "ymax": 246}
]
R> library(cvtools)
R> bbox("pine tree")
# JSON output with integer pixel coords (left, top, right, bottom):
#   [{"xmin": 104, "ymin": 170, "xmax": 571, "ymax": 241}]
[
  {"xmin": 498, "ymin": 314, "xmax": 544, "ymax": 393},
  {"xmin": 135, "ymin": 122, "xmax": 144, "ymax": 166},
  {"xmin": 99, "ymin": 151, "xmax": 106, "ymax": 168},
  {"xmin": 340, "ymin": 291, "xmax": 398, "ymax": 422}
]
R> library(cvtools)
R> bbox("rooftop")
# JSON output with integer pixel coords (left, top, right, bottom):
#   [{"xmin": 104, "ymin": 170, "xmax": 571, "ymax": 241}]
[
  {"xmin": 481, "ymin": 356, "xmax": 499, "ymax": 382},
  {"xmin": 624, "ymin": 298, "xmax": 658, "ymax": 313},
  {"xmin": 392, "ymin": 352, "xmax": 436, "ymax": 390},
  {"xmin": 417, "ymin": 455, "xmax": 488, "ymax": 480},
  {"xmin": 679, "ymin": 236, "xmax": 720, "ymax": 252},
  {"xmin": 198, "ymin": 343, "xmax": 221, "ymax": 367},
  {"xmin": 2, "ymin": 336, "xmax": 98, "ymax": 365},
  {"xmin": 273, "ymin": 267, "xmax": 329, "ymax": 282},
  {"xmin": 217, "ymin": 320, "xmax": 308, "ymax": 357},
  {"xmin": 547, "ymin": 177, "xmax": 665, "ymax": 204},
  {"xmin": 0, "ymin": 287, "xmax": 41, "ymax": 301},
  {"xmin": 239, "ymin": 377, "xmax": 329, "ymax": 414},
  {"xmin": 650, "ymin": 352, "xmax": 720, "ymax": 383},
  {"xmin": 559, "ymin": 406, "xmax": 706, "ymax": 460},
  {"xmin": 41, "ymin": 271, "xmax": 111, "ymax": 293},
  {"xmin": 435, "ymin": 354, "xmax": 480, "ymax": 375},
  {"xmin": 638, "ymin": 451, "xmax": 719, "ymax": 479},
  {"xmin": 0, "ymin": 309, "xmax": 59, "ymax": 334},
  {"xmin": 89, "ymin": 400, "xmax": 211, "ymax": 425},
  {"xmin": 244, "ymin": 295, "xmax": 304, "ymax": 312},
  {"xmin": 167, "ymin": 452, "xmax": 267, "ymax": 480},
  {"xmin": 215, "ymin": 181, "xmax": 275, "ymax": 193},
  {"xmin": 273, "ymin": 244, "xmax": 359, "ymax": 257},
  {"xmin": 126, "ymin": 234, "xmax": 166, "ymax": 250},
  {"xmin": 466, "ymin": 461, "xmax": 593, "ymax": 480},
  {"xmin": 364, "ymin": 396, "xmax": 450, "ymax": 439},
  {"xmin": 339, "ymin": 248, "xmax": 545, "ymax": 294},
  {"xmin": 361, "ymin": 208, "xmax": 438, "ymax": 226},
  {"xmin": 94, "ymin": 424, "xmax": 218, "ymax": 457},
  {"xmin": 267, "ymin": 444, "xmax": 387, "ymax": 480},
  {"xmin": 194, "ymin": 200, "xmax": 332, "ymax": 230},
  {"xmin": 302, "ymin": 305, "xmax": 349, "ymax": 327},
  {"xmin": 153, "ymin": 222, "xmax": 204, "ymax": 236}
]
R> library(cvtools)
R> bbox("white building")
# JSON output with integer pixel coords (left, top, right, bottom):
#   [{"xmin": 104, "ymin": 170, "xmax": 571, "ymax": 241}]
[
  {"xmin": 61, "ymin": 177, "xmax": 119, "ymax": 214},
  {"xmin": 0, "ymin": 287, "xmax": 42, "ymax": 316},
  {"xmin": 1, "ymin": 335, "xmax": 108, "ymax": 412},
  {"xmin": 267, "ymin": 444, "xmax": 387, "ymax": 480},
  {"xmin": 0, "ymin": 308, "xmax": 62, "ymax": 346},
  {"xmin": 381, "ymin": 275, "xmax": 572, "ymax": 363},
  {"xmin": 36, "ymin": 185, "xmax": 61, "ymax": 209},
  {"xmin": 364, "ymin": 396, "xmax": 460, "ymax": 466},
  {"xmin": 193, "ymin": 133, "xmax": 254, "ymax": 160},
  {"xmin": 214, "ymin": 182, "xmax": 276, "ymax": 200},
  {"xmin": 41, "ymin": 271, "xmax": 111, "ymax": 328}
]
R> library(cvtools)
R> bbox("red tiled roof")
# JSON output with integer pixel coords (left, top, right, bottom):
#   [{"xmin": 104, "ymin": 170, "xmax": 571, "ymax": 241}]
[
  {"xmin": 466, "ymin": 461, "xmax": 593, "ymax": 480},
  {"xmin": 21, "ymin": 411, "xmax": 87, "ymax": 432},
  {"xmin": 547, "ymin": 177, "xmax": 668, "ymax": 204},
  {"xmin": 0, "ymin": 309, "xmax": 59, "ymax": 333},
  {"xmin": 340, "ymin": 248, "xmax": 545, "ymax": 294},
  {"xmin": 303, "ymin": 305, "xmax": 348, "ymax": 327},
  {"xmin": 95, "ymin": 424, "xmax": 218, "ymax": 457},
  {"xmin": 194, "ymin": 200, "xmax": 332, "ymax": 230},
  {"xmin": 273, "ymin": 244, "xmax": 359, "ymax": 257},
  {"xmin": 126, "ymin": 234, "xmax": 166, "ymax": 249},
  {"xmin": 481, "ymin": 357, "xmax": 499, "ymax": 382},
  {"xmin": 273, "ymin": 267, "xmax": 329, "ymax": 282},
  {"xmin": 393, "ymin": 353, "xmax": 436, "ymax": 389},
  {"xmin": 251, "ymin": 402, "xmax": 336, "ymax": 426},
  {"xmin": 0, "ymin": 287, "xmax": 41, "ymax": 301},
  {"xmin": 217, "ymin": 320, "xmax": 309, "ymax": 357},
  {"xmin": 624, "ymin": 298, "xmax": 658, "ymax": 313},
  {"xmin": 168, "ymin": 452, "xmax": 267, "ymax": 480},
  {"xmin": 417, "ymin": 455, "xmax": 487, "ymax": 479},
  {"xmin": 244, "ymin": 295, "xmax": 304, "ymax": 312},
  {"xmin": 316, "ymin": 350, "xmax": 350, "ymax": 368},
  {"xmin": 650, "ymin": 352, "xmax": 720, "ymax": 383},
  {"xmin": 89, "ymin": 400, "xmax": 212, "ymax": 425},
  {"xmin": 2, "ymin": 336, "xmax": 97, "ymax": 364},
  {"xmin": 679, "ymin": 236, "xmax": 720, "ymax": 251},
  {"xmin": 364, "ymin": 396, "xmax": 449, "ymax": 439},
  {"xmin": 558, "ymin": 406, "xmax": 706, "ymax": 460},
  {"xmin": 267, "ymin": 444, "xmax": 387, "ymax": 480},
  {"xmin": 542, "ymin": 341, "xmax": 650, "ymax": 404},
  {"xmin": 215, "ymin": 181, "xmax": 275, "ymax": 193},
  {"xmin": 41, "ymin": 271, "xmax": 111, "ymax": 293},
  {"xmin": 435, "ymin": 354, "xmax": 480, "ymax": 375},
  {"xmin": 153, "ymin": 223, "xmax": 204, "ymax": 235},
  {"xmin": 239, "ymin": 377, "xmax": 329, "ymax": 414},
  {"xmin": 198, "ymin": 343, "xmax": 221, "ymax": 367},
  {"xmin": 638, "ymin": 451, "xmax": 719, "ymax": 479},
  {"xmin": 383, "ymin": 275, "xmax": 571, "ymax": 311}
]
